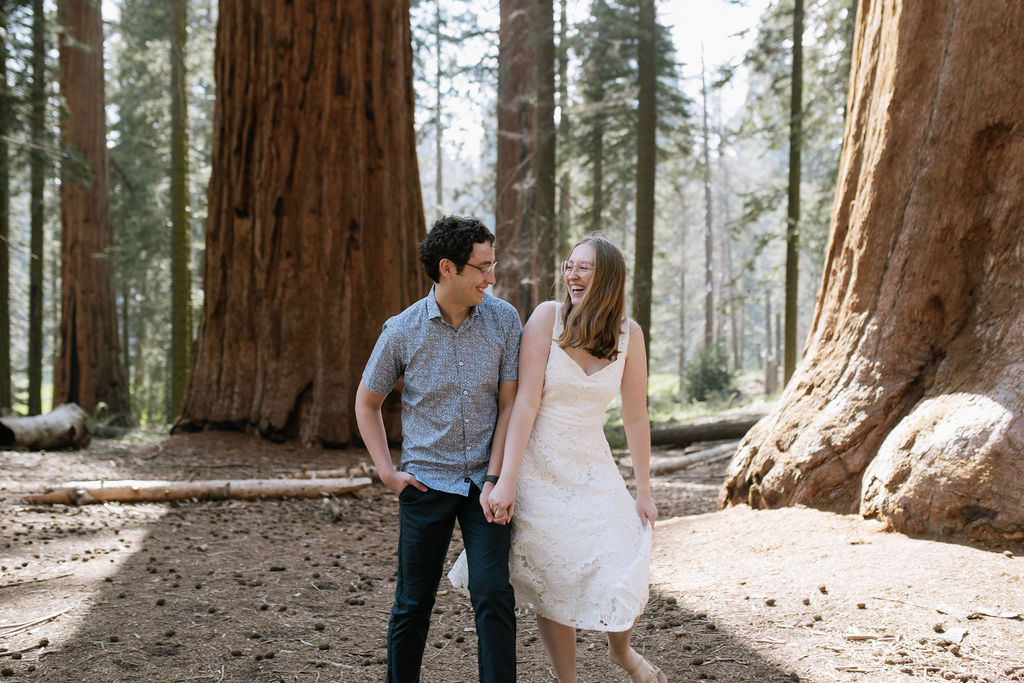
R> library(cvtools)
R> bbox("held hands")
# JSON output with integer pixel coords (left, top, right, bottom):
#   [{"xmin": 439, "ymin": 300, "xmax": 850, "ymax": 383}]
[
  {"xmin": 488, "ymin": 479, "xmax": 516, "ymax": 525},
  {"xmin": 479, "ymin": 482, "xmax": 496, "ymax": 523},
  {"xmin": 636, "ymin": 493, "xmax": 658, "ymax": 528}
]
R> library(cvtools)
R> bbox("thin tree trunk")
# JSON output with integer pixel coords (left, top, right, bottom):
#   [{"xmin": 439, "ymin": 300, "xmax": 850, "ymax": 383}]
[
  {"xmin": 723, "ymin": 0, "xmax": 1024, "ymax": 543},
  {"xmin": 589, "ymin": 121, "xmax": 604, "ymax": 234},
  {"xmin": 177, "ymin": 1, "xmax": 426, "ymax": 446},
  {"xmin": 721, "ymin": 160, "xmax": 740, "ymax": 371},
  {"xmin": 169, "ymin": 0, "xmax": 191, "ymax": 420},
  {"xmin": 531, "ymin": 0, "xmax": 556, "ymax": 307},
  {"xmin": 433, "ymin": 0, "xmax": 443, "ymax": 216},
  {"xmin": 555, "ymin": 0, "xmax": 572, "ymax": 261},
  {"xmin": 701, "ymin": 54, "xmax": 714, "ymax": 349},
  {"xmin": 783, "ymin": 0, "xmax": 804, "ymax": 384},
  {"xmin": 763, "ymin": 292, "xmax": 777, "ymax": 394},
  {"xmin": 120, "ymin": 283, "xmax": 130, "ymax": 403},
  {"xmin": 775, "ymin": 311, "xmax": 782, "ymax": 370},
  {"xmin": 135, "ymin": 277, "xmax": 148, "ymax": 420},
  {"xmin": 676, "ymin": 182, "xmax": 687, "ymax": 385},
  {"xmin": 0, "ymin": 8, "xmax": 10, "ymax": 411},
  {"xmin": 631, "ymin": 0, "xmax": 656, "ymax": 370},
  {"xmin": 56, "ymin": 0, "xmax": 131, "ymax": 421},
  {"xmin": 28, "ymin": 0, "xmax": 46, "ymax": 416}
]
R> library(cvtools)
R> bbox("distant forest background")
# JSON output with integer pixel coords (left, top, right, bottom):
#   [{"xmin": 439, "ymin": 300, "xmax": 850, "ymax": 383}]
[{"xmin": 0, "ymin": 0, "xmax": 854, "ymax": 425}]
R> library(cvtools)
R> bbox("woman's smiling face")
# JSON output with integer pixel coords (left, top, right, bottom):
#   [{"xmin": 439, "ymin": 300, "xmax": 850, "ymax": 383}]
[{"xmin": 563, "ymin": 241, "xmax": 596, "ymax": 305}]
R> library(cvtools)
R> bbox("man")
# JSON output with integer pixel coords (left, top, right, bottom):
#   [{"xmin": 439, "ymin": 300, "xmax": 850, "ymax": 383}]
[{"xmin": 355, "ymin": 215, "xmax": 521, "ymax": 682}]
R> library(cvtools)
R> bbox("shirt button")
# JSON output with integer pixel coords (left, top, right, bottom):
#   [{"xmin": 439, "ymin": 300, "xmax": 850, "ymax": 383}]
[
  {"xmin": 462, "ymin": 390, "xmax": 468, "ymax": 395},
  {"xmin": 458, "ymin": 361, "xmax": 464, "ymax": 366},
  {"xmin": 466, "ymin": 446, "xmax": 471, "ymax": 451},
  {"xmin": 464, "ymin": 419, "xmax": 470, "ymax": 424}
]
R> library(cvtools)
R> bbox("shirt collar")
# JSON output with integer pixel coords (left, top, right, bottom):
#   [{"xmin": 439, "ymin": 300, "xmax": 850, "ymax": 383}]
[
  {"xmin": 426, "ymin": 285, "xmax": 444, "ymax": 320},
  {"xmin": 426, "ymin": 285, "xmax": 482, "ymax": 324}
]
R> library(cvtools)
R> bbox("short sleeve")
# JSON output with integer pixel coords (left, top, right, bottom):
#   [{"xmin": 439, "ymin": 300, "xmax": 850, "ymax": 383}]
[
  {"xmin": 498, "ymin": 308, "xmax": 523, "ymax": 384},
  {"xmin": 361, "ymin": 318, "xmax": 404, "ymax": 394}
]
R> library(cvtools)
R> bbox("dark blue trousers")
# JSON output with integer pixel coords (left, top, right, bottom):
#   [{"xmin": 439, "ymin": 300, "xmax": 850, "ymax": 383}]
[{"xmin": 387, "ymin": 484, "xmax": 516, "ymax": 683}]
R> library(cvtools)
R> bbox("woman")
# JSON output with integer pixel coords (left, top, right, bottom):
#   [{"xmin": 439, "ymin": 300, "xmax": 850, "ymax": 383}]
[{"xmin": 488, "ymin": 235, "xmax": 664, "ymax": 683}]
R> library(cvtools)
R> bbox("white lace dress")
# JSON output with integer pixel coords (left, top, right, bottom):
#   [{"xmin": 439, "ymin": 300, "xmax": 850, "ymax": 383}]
[
  {"xmin": 508, "ymin": 307, "xmax": 651, "ymax": 631},
  {"xmin": 449, "ymin": 306, "xmax": 652, "ymax": 630}
]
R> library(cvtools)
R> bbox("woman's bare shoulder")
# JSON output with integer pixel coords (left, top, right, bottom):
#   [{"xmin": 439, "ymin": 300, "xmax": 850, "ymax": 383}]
[{"xmin": 527, "ymin": 300, "xmax": 559, "ymax": 326}]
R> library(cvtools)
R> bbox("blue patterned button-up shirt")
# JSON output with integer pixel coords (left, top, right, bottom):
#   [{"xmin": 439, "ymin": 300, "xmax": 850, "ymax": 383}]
[{"xmin": 361, "ymin": 287, "xmax": 522, "ymax": 496}]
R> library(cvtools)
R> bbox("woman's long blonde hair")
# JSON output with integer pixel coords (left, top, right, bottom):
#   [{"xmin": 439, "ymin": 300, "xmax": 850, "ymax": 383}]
[{"xmin": 557, "ymin": 235, "xmax": 626, "ymax": 360}]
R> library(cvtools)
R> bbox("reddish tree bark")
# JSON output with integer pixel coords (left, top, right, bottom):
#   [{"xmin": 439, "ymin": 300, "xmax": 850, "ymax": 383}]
[
  {"xmin": 176, "ymin": 1, "xmax": 426, "ymax": 446},
  {"xmin": 495, "ymin": 0, "xmax": 555, "ymax": 319},
  {"xmin": 55, "ymin": 0, "xmax": 130, "ymax": 421},
  {"xmin": 721, "ymin": 1, "xmax": 1024, "ymax": 543}
]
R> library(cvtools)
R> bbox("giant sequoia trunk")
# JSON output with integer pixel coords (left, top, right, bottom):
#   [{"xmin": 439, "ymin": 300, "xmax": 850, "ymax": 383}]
[
  {"xmin": 56, "ymin": 0, "xmax": 130, "ymax": 421},
  {"xmin": 176, "ymin": 1, "xmax": 426, "ymax": 446},
  {"xmin": 495, "ymin": 0, "xmax": 555, "ymax": 319},
  {"xmin": 721, "ymin": 1, "xmax": 1024, "ymax": 543}
]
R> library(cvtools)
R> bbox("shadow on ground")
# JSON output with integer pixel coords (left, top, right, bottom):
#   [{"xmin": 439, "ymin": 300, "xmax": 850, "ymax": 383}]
[{"xmin": 0, "ymin": 432, "xmax": 802, "ymax": 682}]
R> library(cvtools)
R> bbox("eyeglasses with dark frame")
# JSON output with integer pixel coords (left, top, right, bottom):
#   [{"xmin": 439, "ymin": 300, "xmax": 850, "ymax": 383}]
[{"xmin": 463, "ymin": 261, "xmax": 498, "ymax": 275}]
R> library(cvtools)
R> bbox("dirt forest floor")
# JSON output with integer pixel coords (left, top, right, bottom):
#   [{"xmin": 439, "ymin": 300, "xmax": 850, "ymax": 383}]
[{"xmin": 1, "ymin": 431, "xmax": 1023, "ymax": 683}]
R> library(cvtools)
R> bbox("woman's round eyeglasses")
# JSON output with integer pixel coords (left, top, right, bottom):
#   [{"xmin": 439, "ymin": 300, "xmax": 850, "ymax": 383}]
[{"xmin": 561, "ymin": 261, "xmax": 593, "ymax": 276}]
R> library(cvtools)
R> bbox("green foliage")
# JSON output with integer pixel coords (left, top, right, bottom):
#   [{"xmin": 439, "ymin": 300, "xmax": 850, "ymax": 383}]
[
  {"xmin": 105, "ymin": 0, "xmax": 214, "ymax": 426},
  {"xmin": 571, "ymin": 0, "xmax": 692, "ymax": 236},
  {"xmin": 683, "ymin": 343, "xmax": 735, "ymax": 403},
  {"xmin": 732, "ymin": 0, "xmax": 854, "ymax": 274}
]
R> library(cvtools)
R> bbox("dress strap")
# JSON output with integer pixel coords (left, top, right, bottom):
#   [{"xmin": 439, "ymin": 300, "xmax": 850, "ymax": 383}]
[{"xmin": 552, "ymin": 302, "xmax": 565, "ymax": 340}]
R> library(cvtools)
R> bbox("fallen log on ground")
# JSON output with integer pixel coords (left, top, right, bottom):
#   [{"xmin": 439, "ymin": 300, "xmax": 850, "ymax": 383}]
[
  {"xmin": 650, "ymin": 440, "xmax": 741, "ymax": 475},
  {"xmin": 280, "ymin": 463, "xmax": 377, "ymax": 479},
  {"xmin": 649, "ymin": 414, "xmax": 765, "ymax": 447},
  {"xmin": 0, "ymin": 403, "xmax": 90, "ymax": 450},
  {"xmin": 605, "ymin": 411, "xmax": 766, "ymax": 449},
  {"xmin": 25, "ymin": 476, "xmax": 372, "ymax": 505}
]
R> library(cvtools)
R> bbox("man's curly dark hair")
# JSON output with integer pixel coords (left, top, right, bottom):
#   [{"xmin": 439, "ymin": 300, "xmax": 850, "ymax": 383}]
[{"xmin": 419, "ymin": 215, "xmax": 495, "ymax": 283}]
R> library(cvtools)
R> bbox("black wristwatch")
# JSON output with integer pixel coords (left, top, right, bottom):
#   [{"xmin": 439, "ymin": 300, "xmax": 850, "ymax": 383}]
[{"xmin": 482, "ymin": 475, "xmax": 500, "ymax": 485}]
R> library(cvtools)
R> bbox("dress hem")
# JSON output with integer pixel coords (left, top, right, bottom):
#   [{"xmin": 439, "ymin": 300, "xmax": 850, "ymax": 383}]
[{"xmin": 526, "ymin": 603, "xmax": 644, "ymax": 633}]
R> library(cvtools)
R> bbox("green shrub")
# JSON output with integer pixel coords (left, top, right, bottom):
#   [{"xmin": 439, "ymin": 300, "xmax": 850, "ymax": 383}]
[{"xmin": 683, "ymin": 344, "xmax": 735, "ymax": 402}]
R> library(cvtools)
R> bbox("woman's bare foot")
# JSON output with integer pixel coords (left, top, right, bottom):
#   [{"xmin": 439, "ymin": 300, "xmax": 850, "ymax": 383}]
[{"xmin": 610, "ymin": 647, "xmax": 667, "ymax": 683}]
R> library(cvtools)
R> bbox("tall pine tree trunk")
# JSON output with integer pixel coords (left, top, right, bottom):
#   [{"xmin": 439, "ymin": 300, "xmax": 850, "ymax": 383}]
[
  {"xmin": 632, "ymin": 0, "xmax": 656, "ymax": 368},
  {"xmin": 722, "ymin": 0, "xmax": 1024, "ymax": 543},
  {"xmin": 700, "ymin": 56, "xmax": 714, "ymax": 349},
  {"xmin": 56, "ymin": 0, "xmax": 130, "ymax": 421},
  {"xmin": 0, "ymin": 8, "xmax": 10, "ymax": 412},
  {"xmin": 495, "ymin": 0, "xmax": 555, "ymax": 319},
  {"xmin": 432, "ymin": 0, "xmax": 443, "ymax": 217},
  {"xmin": 555, "ymin": 0, "xmax": 572, "ymax": 260},
  {"xmin": 531, "ymin": 0, "xmax": 556, "ymax": 307},
  {"xmin": 675, "ymin": 181, "xmax": 687, "ymax": 385},
  {"xmin": 177, "ymin": 0, "xmax": 426, "ymax": 446},
  {"xmin": 168, "ymin": 0, "xmax": 191, "ymax": 420},
  {"xmin": 783, "ymin": 0, "xmax": 803, "ymax": 384},
  {"xmin": 28, "ymin": 0, "xmax": 46, "ymax": 416},
  {"xmin": 589, "ymin": 121, "xmax": 604, "ymax": 234}
]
